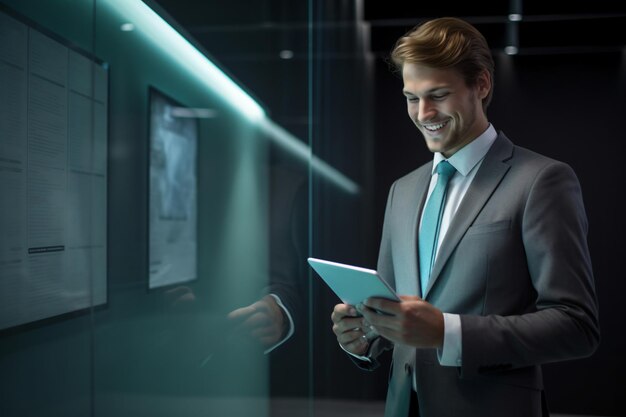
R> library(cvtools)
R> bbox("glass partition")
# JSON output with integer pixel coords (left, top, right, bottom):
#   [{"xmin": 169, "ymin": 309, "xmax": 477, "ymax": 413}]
[{"xmin": 0, "ymin": 0, "xmax": 382, "ymax": 416}]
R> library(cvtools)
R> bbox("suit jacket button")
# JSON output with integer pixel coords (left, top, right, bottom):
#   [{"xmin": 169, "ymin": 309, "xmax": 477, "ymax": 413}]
[{"xmin": 404, "ymin": 363, "xmax": 412, "ymax": 375}]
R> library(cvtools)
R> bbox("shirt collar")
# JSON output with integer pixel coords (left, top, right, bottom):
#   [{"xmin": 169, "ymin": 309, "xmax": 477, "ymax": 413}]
[{"xmin": 432, "ymin": 124, "xmax": 498, "ymax": 177}]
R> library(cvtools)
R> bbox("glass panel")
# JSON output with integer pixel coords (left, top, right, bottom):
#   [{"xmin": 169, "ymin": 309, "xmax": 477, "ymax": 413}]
[
  {"xmin": 1, "ymin": 0, "xmax": 314, "ymax": 416},
  {"xmin": 92, "ymin": 0, "xmax": 311, "ymax": 415}
]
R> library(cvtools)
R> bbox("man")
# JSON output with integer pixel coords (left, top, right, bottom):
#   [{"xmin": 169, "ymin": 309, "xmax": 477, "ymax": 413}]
[{"xmin": 331, "ymin": 17, "xmax": 599, "ymax": 417}]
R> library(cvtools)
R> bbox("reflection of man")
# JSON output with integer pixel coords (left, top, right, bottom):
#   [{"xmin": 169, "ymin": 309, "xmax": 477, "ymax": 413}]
[
  {"xmin": 164, "ymin": 163, "xmax": 306, "ymax": 355},
  {"xmin": 228, "ymin": 294, "xmax": 290, "ymax": 350},
  {"xmin": 228, "ymin": 164, "xmax": 307, "ymax": 352},
  {"xmin": 331, "ymin": 18, "xmax": 599, "ymax": 417}
]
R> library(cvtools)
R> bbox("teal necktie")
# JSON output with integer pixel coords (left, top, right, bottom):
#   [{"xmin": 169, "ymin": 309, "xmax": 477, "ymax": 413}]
[{"xmin": 418, "ymin": 160, "xmax": 456, "ymax": 296}]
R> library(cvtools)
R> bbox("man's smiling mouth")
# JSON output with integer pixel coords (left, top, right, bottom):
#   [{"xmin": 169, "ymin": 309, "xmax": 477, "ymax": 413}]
[{"xmin": 421, "ymin": 119, "xmax": 450, "ymax": 132}]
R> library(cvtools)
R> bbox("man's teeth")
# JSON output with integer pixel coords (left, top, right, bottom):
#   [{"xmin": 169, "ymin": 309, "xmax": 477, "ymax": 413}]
[{"xmin": 423, "ymin": 120, "xmax": 449, "ymax": 131}]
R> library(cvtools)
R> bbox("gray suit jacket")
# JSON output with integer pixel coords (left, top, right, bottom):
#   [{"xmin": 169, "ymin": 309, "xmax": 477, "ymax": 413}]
[{"xmin": 363, "ymin": 133, "xmax": 600, "ymax": 417}]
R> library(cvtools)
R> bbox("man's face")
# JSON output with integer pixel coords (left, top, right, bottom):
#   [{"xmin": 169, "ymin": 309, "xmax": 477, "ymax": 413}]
[{"xmin": 402, "ymin": 63, "xmax": 490, "ymax": 158}]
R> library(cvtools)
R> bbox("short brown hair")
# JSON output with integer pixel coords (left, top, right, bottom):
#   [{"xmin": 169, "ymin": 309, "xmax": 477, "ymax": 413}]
[{"xmin": 391, "ymin": 17, "xmax": 495, "ymax": 110}]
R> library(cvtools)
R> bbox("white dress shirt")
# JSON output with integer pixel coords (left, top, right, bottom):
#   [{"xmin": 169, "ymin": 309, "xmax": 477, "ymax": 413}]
[{"xmin": 424, "ymin": 124, "xmax": 497, "ymax": 366}]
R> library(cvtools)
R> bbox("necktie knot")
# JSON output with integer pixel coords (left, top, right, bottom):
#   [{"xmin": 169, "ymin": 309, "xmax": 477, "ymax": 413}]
[{"xmin": 436, "ymin": 160, "xmax": 456, "ymax": 180}]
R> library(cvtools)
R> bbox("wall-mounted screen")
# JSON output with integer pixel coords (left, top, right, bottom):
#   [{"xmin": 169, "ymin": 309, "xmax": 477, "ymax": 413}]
[
  {"xmin": 148, "ymin": 88, "xmax": 198, "ymax": 290},
  {"xmin": 0, "ymin": 8, "xmax": 108, "ymax": 331}
]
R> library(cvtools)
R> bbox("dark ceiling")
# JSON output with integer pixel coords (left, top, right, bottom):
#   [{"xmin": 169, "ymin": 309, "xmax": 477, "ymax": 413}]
[
  {"xmin": 148, "ymin": 0, "xmax": 626, "ymax": 121},
  {"xmin": 150, "ymin": 0, "xmax": 626, "ymax": 56}
]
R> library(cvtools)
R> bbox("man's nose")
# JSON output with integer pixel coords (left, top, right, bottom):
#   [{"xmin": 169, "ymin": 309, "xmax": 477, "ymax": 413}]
[{"xmin": 418, "ymin": 99, "xmax": 437, "ymax": 121}]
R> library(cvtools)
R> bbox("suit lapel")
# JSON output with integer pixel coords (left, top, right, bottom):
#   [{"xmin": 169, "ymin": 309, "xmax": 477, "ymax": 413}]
[{"xmin": 424, "ymin": 134, "xmax": 514, "ymax": 298}]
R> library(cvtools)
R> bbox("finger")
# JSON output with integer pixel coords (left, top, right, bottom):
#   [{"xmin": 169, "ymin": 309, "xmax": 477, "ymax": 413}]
[
  {"xmin": 252, "ymin": 326, "xmax": 278, "ymax": 340},
  {"xmin": 241, "ymin": 311, "xmax": 272, "ymax": 329},
  {"xmin": 363, "ymin": 297, "xmax": 401, "ymax": 315},
  {"xmin": 227, "ymin": 305, "xmax": 256, "ymax": 321},
  {"xmin": 337, "ymin": 327, "xmax": 366, "ymax": 347},
  {"xmin": 360, "ymin": 308, "xmax": 397, "ymax": 332},
  {"xmin": 331, "ymin": 304, "xmax": 359, "ymax": 323},
  {"xmin": 364, "ymin": 324, "xmax": 380, "ymax": 340},
  {"xmin": 250, "ymin": 299, "xmax": 270, "ymax": 313},
  {"xmin": 332, "ymin": 316, "xmax": 367, "ymax": 335},
  {"xmin": 341, "ymin": 332, "xmax": 369, "ymax": 355},
  {"xmin": 369, "ymin": 325, "xmax": 401, "ymax": 345}
]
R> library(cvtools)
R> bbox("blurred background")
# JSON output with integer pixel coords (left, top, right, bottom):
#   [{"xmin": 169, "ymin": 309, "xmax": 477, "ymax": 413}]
[{"xmin": 0, "ymin": 0, "xmax": 624, "ymax": 416}]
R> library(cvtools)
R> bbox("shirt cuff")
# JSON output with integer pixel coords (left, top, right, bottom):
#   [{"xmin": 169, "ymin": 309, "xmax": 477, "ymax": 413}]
[
  {"xmin": 340, "ymin": 341, "xmax": 373, "ymax": 363},
  {"xmin": 263, "ymin": 294, "xmax": 295, "ymax": 354},
  {"xmin": 437, "ymin": 313, "xmax": 462, "ymax": 367}
]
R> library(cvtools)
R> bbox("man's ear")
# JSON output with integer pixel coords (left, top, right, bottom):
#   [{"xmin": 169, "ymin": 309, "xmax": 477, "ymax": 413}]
[{"xmin": 476, "ymin": 70, "xmax": 491, "ymax": 101}]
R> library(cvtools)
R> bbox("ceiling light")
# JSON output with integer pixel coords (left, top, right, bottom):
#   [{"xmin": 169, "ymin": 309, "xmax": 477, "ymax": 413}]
[
  {"xmin": 279, "ymin": 50, "xmax": 294, "ymax": 60},
  {"xmin": 508, "ymin": 14, "xmax": 522, "ymax": 22},
  {"xmin": 504, "ymin": 46, "xmax": 519, "ymax": 55}
]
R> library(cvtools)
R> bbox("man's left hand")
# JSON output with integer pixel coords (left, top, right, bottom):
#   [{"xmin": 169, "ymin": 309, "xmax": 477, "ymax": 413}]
[{"xmin": 359, "ymin": 295, "xmax": 444, "ymax": 349}]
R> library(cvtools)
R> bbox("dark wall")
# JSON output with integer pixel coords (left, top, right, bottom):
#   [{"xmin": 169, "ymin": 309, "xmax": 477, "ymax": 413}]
[{"xmin": 372, "ymin": 51, "xmax": 626, "ymax": 415}]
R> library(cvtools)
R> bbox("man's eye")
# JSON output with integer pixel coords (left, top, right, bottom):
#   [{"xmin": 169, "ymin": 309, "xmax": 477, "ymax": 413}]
[
  {"xmin": 432, "ymin": 93, "xmax": 448, "ymax": 100},
  {"xmin": 407, "ymin": 97, "xmax": 419, "ymax": 103}
]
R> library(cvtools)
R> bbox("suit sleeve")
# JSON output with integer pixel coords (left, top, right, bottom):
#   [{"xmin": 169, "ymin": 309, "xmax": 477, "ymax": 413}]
[
  {"xmin": 264, "ymin": 177, "xmax": 308, "ymax": 337},
  {"xmin": 460, "ymin": 161, "xmax": 600, "ymax": 378}
]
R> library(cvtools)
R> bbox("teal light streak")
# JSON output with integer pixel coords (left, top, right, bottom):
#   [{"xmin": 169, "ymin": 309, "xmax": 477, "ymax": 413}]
[
  {"xmin": 104, "ymin": 0, "xmax": 265, "ymax": 123},
  {"xmin": 104, "ymin": 0, "xmax": 359, "ymax": 194},
  {"xmin": 259, "ymin": 120, "xmax": 360, "ymax": 195}
]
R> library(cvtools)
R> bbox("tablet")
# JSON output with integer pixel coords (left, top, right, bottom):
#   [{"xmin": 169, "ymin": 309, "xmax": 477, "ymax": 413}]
[{"xmin": 307, "ymin": 257, "xmax": 400, "ymax": 306}]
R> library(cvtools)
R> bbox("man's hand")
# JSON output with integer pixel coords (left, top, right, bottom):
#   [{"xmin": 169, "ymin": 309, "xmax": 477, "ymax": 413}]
[
  {"xmin": 228, "ymin": 295, "xmax": 287, "ymax": 348},
  {"xmin": 331, "ymin": 303, "xmax": 377, "ymax": 356},
  {"xmin": 359, "ymin": 295, "xmax": 444, "ymax": 349}
]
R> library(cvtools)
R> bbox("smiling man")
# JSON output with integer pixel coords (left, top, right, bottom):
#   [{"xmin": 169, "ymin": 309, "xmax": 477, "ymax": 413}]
[{"xmin": 331, "ymin": 17, "xmax": 599, "ymax": 417}]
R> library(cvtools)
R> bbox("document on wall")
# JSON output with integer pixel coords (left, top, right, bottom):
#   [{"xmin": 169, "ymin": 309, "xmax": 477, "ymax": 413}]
[
  {"xmin": 0, "ymin": 11, "xmax": 29, "ymax": 330},
  {"xmin": 148, "ymin": 89, "xmax": 197, "ymax": 289},
  {"xmin": 0, "ymin": 9, "xmax": 109, "ymax": 330}
]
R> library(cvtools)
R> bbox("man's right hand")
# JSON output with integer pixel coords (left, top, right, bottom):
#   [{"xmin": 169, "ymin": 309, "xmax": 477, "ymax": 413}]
[{"xmin": 331, "ymin": 303, "xmax": 373, "ymax": 356}]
